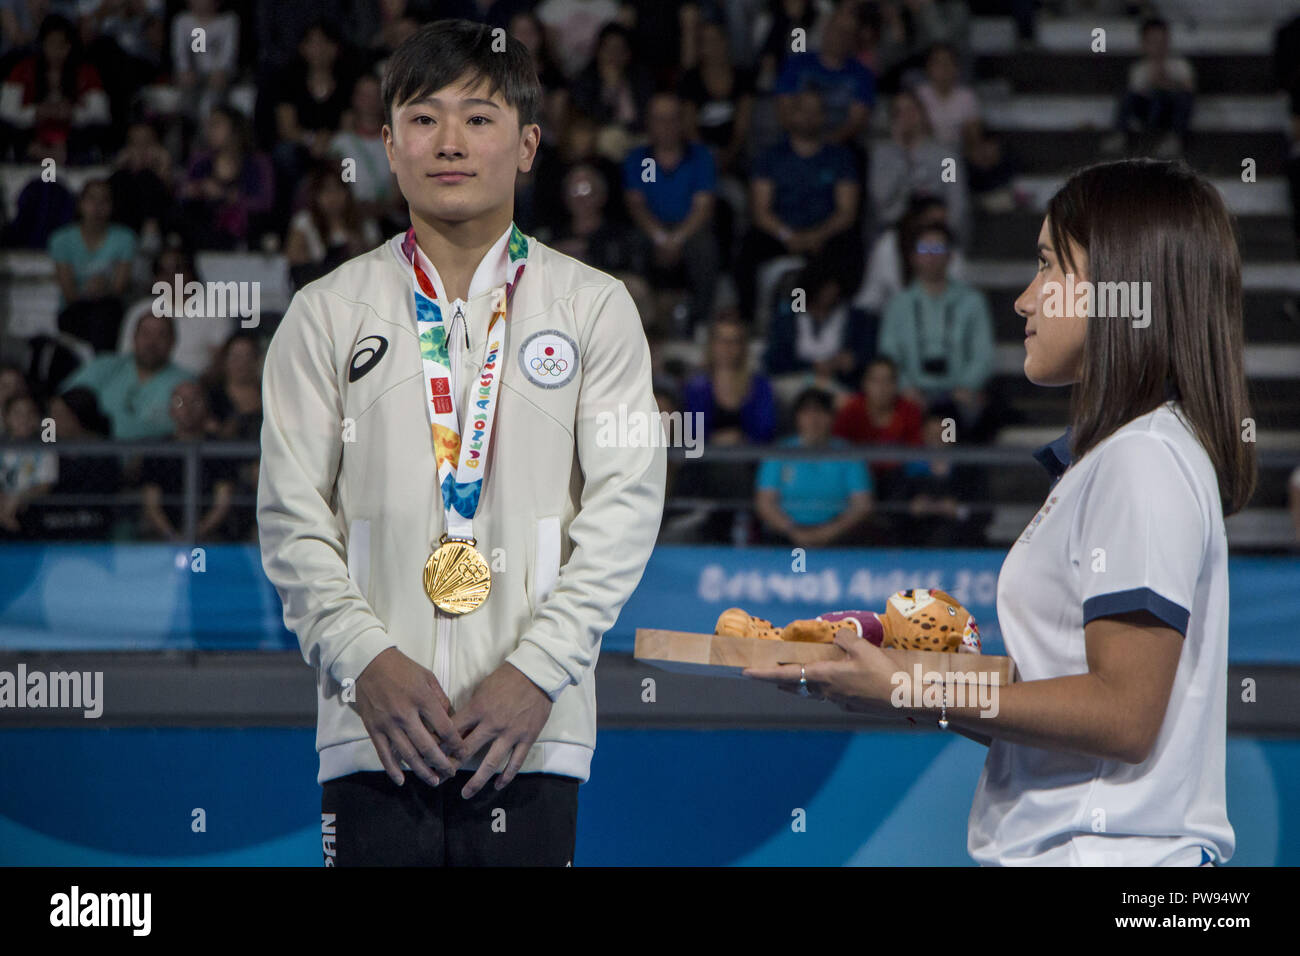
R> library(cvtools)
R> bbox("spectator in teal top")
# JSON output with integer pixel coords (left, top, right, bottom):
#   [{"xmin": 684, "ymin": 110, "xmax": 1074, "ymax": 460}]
[
  {"xmin": 47, "ymin": 178, "xmax": 138, "ymax": 352},
  {"xmin": 877, "ymin": 221, "xmax": 995, "ymax": 434},
  {"xmin": 59, "ymin": 313, "xmax": 194, "ymax": 440},
  {"xmin": 755, "ymin": 387, "xmax": 873, "ymax": 547},
  {"xmin": 47, "ymin": 178, "xmax": 137, "ymax": 306}
]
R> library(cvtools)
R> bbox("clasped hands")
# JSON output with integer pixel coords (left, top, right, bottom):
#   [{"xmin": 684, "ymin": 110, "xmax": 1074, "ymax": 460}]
[{"xmin": 353, "ymin": 648, "xmax": 553, "ymax": 799}]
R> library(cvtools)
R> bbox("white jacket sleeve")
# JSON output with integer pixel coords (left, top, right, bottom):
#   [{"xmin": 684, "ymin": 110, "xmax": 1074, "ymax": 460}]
[
  {"xmin": 506, "ymin": 280, "xmax": 666, "ymax": 699},
  {"xmin": 257, "ymin": 290, "xmax": 395, "ymax": 684}
]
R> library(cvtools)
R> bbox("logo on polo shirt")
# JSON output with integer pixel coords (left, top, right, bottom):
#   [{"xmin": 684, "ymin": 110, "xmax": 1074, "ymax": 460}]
[
  {"xmin": 518, "ymin": 330, "xmax": 578, "ymax": 389},
  {"xmin": 349, "ymin": 335, "xmax": 389, "ymax": 382},
  {"xmin": 1019, "ymin": 495, "xmax": 1059, "ymax": 544}
]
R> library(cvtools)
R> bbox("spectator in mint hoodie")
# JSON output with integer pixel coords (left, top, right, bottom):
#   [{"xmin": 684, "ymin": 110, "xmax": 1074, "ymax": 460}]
[{"xmin": 877, "ymin": 220, "xmax": 994, "ymax": 436}]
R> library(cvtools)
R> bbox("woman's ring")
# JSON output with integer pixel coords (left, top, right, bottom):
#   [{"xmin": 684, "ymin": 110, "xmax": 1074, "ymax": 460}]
[{"xmin": 799, "ymin": 666, "xmax": 810, "ymax": 697}]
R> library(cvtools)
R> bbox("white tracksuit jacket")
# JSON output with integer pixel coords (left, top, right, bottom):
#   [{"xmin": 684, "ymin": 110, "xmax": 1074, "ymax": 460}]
[{"xmin": 257, "ymin": 226, "xmax": 666, "ymax": 784}]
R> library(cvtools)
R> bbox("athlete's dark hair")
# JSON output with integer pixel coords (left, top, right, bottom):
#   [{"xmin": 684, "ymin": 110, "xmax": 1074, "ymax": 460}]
[
  {"xmin": 1046, "ymin": 158, "xmax": 1256, "ymax": 515},
  {"xmin": 381, "ymin": 18, "xmax": 541, "ymax": 131}
]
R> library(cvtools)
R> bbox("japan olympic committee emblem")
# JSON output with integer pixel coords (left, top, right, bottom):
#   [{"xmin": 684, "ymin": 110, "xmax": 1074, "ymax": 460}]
[{"xmin": 518, "ymin": 329, "xmax": 579, "ymax": 389}]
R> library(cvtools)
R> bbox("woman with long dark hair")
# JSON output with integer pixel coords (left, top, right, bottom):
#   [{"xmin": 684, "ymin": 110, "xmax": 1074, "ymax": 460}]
[
  {"xmin": 284, "ymin": 160, "xmax": 380, "ymax": 288},
  {"xmin": 0, "ymin": 13, "xmax": 110, "ymax": 163},
  {"xmin": 179, "ymin": 104, "xmax": 274, "ymax": 250},
  {"xmin": 569, "ymin": 23, "xmax": 653, "ymax": 138},
  {"xmin": 747, "ymin": 159, "xmax": 1256, "ymax": 866}
]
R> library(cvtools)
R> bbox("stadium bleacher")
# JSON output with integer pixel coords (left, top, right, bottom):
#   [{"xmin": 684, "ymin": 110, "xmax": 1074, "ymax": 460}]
[{"xmin": 0, "ymin": 1, "xmax": 1296, "ymax": 550}]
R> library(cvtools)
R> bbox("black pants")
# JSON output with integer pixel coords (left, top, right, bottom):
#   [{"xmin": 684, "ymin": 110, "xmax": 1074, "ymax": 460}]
[{"xmin": 320, "ymin": 770, "xmax": 578, "ymax": 866}]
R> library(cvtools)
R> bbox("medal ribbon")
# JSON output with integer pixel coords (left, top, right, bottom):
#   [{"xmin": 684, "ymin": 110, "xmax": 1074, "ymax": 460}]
[{"xmin": 401, "ymin": 224, "xmax": 529, "ymax": 540}]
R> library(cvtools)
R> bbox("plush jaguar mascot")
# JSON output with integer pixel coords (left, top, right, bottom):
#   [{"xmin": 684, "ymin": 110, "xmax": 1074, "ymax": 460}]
[{"xmin": 714, "ymin": 588, "xmax": 981, "ymax": 653}]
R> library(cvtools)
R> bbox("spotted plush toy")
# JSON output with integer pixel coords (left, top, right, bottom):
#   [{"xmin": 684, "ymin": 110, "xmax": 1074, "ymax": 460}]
[{"xmin": 715, "ymin": 588, "xmax": 981, "ymax": 653}]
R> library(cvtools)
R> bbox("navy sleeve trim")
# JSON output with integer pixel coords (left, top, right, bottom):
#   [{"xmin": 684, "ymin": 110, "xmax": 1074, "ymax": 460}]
[{"xmin": 1083, "ymin": 588, "xmax": 1190, "ymax": 636}]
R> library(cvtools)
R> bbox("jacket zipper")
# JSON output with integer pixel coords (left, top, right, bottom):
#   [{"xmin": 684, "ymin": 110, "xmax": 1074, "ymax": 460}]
[
  {"xmin": 453, "ymin": 300, "xmax": 468, "ymax": 348},
  {"xmin": 435, "ymin": 613, "xmax": 451, "ymax": 699}
]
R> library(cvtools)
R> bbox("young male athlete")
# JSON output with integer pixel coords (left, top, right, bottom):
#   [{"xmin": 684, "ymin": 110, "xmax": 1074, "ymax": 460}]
[{"xmin": 257, "ymin": 19, "xmax": 666, "ymax": 866}]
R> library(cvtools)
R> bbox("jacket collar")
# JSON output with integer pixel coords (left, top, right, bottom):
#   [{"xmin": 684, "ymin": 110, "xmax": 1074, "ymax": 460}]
[
  {"xmin": 1032, "ymin": 425, "xmax": 1073, "ymax": 479},
  {"xmin": 404, "ymin": 220, "xmax": 516, "ymax": 305}
]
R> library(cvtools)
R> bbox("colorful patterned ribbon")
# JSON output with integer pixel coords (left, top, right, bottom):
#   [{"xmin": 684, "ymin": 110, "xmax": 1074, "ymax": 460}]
[{"xmin": 400, "ymin": 224, "xmax": 528, "ymax": 538}]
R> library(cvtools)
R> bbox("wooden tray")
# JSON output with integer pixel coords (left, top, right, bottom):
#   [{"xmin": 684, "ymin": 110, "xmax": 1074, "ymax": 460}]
[{"xmin": 634, "ymin": 628, "xmax": 1018, "ymax": 687}]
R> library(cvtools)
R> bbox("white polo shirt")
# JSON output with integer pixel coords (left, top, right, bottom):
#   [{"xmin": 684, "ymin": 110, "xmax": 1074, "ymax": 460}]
[{"xmin": 968, "ymin": 400, "xmax": 1233, "ymax": 866}]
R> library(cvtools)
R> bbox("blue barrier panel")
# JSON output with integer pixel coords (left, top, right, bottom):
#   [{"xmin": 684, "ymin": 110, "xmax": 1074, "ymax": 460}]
[
  {"xmin": 1, "ymin": 544, "xmax": 1296, "ymax": 662},
  {"xmin": 0, "ymin": 728, "xmax": 1295, "ymax": 865},
  {"xmin": 0, "ymin": 543, "xmax": 290, "ymax": 650}
]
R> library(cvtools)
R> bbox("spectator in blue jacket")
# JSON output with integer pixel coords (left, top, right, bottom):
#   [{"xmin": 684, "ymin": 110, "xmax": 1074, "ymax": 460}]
[
  {"xmin": 623, "ymin": 90, "xmax": 719, "ymax": 336},
  {"xmin": 774, "ymin": 1, "xmax": 876, "ymax": 146},
  {"xmin": 736, "ymin": 87, "xmax": 862, "ymax": 320}
]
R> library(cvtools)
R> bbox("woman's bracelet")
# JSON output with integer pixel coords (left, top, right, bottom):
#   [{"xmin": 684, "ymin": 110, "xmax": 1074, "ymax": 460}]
[{"xmin": 924, "ymin": 676, "xmax": 951, "ymax": 730}]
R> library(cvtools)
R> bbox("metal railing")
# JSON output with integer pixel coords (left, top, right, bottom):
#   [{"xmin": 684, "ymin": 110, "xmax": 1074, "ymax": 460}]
[{"xmin": 0, "ymin": 438, "xmax": 1296, "ymax": 543}]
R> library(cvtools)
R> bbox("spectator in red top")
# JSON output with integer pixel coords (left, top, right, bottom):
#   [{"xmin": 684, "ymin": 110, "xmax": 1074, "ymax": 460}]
[
  {"xmin": 0, "ymin": 13, "xmax": 110, "ymax": 164},
  {"xmin": 832, "ymin": 355, "xmax": 924, "ymax": 499}
]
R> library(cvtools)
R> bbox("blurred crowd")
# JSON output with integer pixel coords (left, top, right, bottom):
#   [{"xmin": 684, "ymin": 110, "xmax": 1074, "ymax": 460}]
[{"xmin": 0, "ymin": 0, "xmax": 1295, "ymax": 547}]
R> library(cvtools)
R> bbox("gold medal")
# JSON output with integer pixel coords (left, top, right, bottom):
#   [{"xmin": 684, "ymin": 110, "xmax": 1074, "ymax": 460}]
[{"xmin": 423, "ymin": 534, "xmax": 491, "ymax": 614}]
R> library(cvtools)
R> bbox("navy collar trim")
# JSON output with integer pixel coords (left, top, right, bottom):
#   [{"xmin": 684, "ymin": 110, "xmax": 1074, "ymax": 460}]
[
  {"xmin": 1032, "ymin": 425, "xmax": 1073, "ymax": 479},
  {"xmin": 1032, "ymin": 382, "xmax": 1177, "ymax": 479}
]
